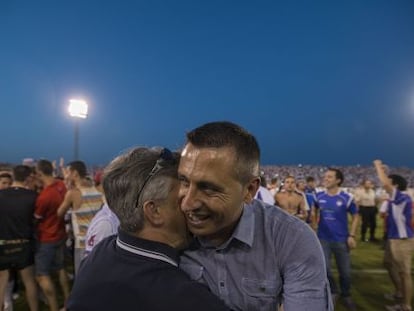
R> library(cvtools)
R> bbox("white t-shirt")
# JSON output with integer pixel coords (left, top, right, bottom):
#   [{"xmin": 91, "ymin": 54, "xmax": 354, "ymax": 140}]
[
  {"xmin": 84, "ymin": 203, "xmax": 120, "ymax": 256},
  {"xmin": 255, "ymin": 186, "xmax": 275, "ymax": 205}
]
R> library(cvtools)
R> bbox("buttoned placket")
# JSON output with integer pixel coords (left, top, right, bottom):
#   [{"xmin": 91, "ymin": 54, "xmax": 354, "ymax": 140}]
[{"xmin": 215, "ymin": 247, "xmax": 230, "ymax": 305}]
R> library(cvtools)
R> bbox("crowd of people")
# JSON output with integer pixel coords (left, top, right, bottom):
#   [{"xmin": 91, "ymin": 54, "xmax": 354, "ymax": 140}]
[
  {"xmin": 261, "ymin": 164, "xmax": 414, "ymax": 189},
  {"xmin": 0, "ymin": 121, "xmax": 413, "ymax": 311},
  {"xmin": 0, "ymin": 160, "xmax": 104, "ymax": 311}
]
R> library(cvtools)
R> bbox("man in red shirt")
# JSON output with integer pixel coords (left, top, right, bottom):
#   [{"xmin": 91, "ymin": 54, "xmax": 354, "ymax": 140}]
[{"xmin": 34, "ymin": 160, "xmax": 70, "ymax": 311}]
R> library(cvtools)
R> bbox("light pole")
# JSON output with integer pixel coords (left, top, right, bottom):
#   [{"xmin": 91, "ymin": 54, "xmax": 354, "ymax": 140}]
[{"xmin": 68, "ymin": 99, "xmax": 88, "ymax": 160}]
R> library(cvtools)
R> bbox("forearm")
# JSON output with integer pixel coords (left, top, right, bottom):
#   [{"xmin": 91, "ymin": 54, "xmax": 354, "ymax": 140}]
[
  {"xmin": 312, "ymin": 209, "xmax": 319, "ymax": 228},
  {"xmin": 57, "ymin": 203, "xmax": 70, "ymax": 218},
  {"xmin": 350, "ymin": 214, "xmax": 359, "ymax": 236},
  {"xmin": 373, "ymin": 160, "xmax": 392, "ymax": 193}
]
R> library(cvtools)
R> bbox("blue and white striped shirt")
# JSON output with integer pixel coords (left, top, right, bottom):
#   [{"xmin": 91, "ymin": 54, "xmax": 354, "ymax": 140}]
[{"xmin": 385, "ymin": 189, "xmax": 413, "ymax": 239}]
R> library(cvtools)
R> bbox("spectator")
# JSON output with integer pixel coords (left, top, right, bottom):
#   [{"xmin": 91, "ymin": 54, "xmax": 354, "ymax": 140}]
[
  {"xmin": 84, "ymin": 172, "xmax": 119, "ymax": 257},
  {"xmin": 275, "ymin": 175, "xmax": 308, "ymax": 220},
  {"xmin": 354, "ymin": 179, "xmax": 378, "ymax": 242},
  {"xmin": 0, "ymin": 165, "xmax": 39, "ymax": 311},
  {"xmin": 374, "ymin": 160, "xmax": 413, "ymax": 311},
  {"xmin": 57, "ymin": 161, "xmax": 103, "ymax": 275},
  {"xmin": 0, "ymin": 173, "xmax": 12, "ymax": 190},
  {"xmin": 314, "ymin": 168, "xmax": 359, "ymax": 310},
  {"xmin": 34, "ymin": 159, "xmax": 70, "ymax": 311},
  {"xmin": 254, "ymin": 175, "xmax": 275, "ymax": 205}
]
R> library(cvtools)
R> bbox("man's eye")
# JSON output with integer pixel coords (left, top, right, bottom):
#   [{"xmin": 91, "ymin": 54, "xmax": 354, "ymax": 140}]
[
  {"xmin": 204, "ymin": 188, "xmax": 216, "ymax": 195},
  {"xmin": 178, "ymin": 177, "xmax": 189, "ymax": 187}
]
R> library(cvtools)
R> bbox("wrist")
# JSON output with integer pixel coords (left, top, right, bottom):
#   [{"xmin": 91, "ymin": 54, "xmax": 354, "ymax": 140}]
[{"xmin": 348, "ymin": 234, "xmax": 355, "ymax": 238}]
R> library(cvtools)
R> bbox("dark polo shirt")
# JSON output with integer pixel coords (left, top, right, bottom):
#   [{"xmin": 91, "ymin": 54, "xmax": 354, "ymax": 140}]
[{"xmin": 67, "ymin": 229, "xmax": 229, "ymax": 311}]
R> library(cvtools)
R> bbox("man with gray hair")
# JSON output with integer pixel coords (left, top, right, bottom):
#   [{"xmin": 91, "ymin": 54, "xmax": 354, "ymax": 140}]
[{"xmin": 67, "ymin": 147, "xmax": 230, "ymax": 311}]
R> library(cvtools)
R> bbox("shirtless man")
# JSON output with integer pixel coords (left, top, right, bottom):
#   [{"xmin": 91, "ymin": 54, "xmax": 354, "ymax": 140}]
[
  {"xmin": 57, "ymin": 161, "xmax": 103, "ymax": 274},
  {"xmin": 275, "ymin": 175, "xmax": 308, "ymax": 220}
]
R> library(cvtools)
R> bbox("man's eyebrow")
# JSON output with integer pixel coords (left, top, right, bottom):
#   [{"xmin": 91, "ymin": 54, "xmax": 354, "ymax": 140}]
[{"xmin": 177, "ymin": 173, "xmax": 224, "ymax": 192}]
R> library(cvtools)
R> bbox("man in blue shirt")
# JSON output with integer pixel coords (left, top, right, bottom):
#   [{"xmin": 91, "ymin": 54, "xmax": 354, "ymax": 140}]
[
  {"xmin": 374, "ymin": 159, "xmax": 413, "ymax": 311},
  {"xmin": 315, "ymin": 168, "xmax": 359, "ymax": 310},
  {"xmin": 178, "ymin": 121, "xmax": 333, "ymax": 311}
]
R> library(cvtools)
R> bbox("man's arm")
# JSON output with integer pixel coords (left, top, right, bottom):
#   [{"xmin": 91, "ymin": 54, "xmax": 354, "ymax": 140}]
[
  {"xmin": 34, "ymin": 194, "xmax": 47, "ymax": 226},
  {"xmin": 57, "ymin": 189, "xmax": 81, "ymax": 217},
  {"xmin": 274, "ymin": 192, "xmax": 281, "ymax": 206},
  {"xmin": 373, "ymin": 159, "xmax": 393, "ymax": 195},
  {"xmin": 57, "ymin": 191, "xmax": 73, "ymax": 218},
  {"xmin": 347, "ymin": 213, "xmax": 359, "ymax": 249},
  {"xmin": 280, "ymin": 222, "xmax": 333, "ymax": 310},
  {"xmin": 312, "ymin": 195, "xmax": 320, "ymax": 230},
  {"xmin": 298, "ymin": 195, "xmax": 308, "ymax": 220},
  {"xmin": 353, "ymin": 188, "xmax": 361, "ymax": 206},
  {"xmin": 411, "ymin": 202, "xmax": 414, "ymax": 230}
]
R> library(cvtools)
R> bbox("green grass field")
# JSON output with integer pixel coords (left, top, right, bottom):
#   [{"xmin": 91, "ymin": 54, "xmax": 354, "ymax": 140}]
[
  {"xmin": 11, "ymin": 226, "xmax": 410, "ymax": 310},
  {"xmin": 335, "ymin": 239, "xmax": 398, "ymax": 310}
]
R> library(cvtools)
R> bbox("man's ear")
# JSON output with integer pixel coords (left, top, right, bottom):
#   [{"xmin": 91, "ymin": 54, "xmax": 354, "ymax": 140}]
[
  {"xmin": 243, "ymin": 177, "xmax": 260, "ymax": 203},
  {"xmin": 142, "ymin": 201, "xmax": 164, "ymax": 226}
]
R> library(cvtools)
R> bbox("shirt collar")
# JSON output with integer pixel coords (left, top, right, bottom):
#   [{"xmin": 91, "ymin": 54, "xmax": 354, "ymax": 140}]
[
  {"xmin": 194, "ymin": 203, "xmax": 255, "ymax": 250},
  {"xmin": 116, "ymin": 229, "xmax": 180, "ymax": 267},
  {"xmin": 230, "ymin": 203, "xmax": 255, "ymax": 247}
]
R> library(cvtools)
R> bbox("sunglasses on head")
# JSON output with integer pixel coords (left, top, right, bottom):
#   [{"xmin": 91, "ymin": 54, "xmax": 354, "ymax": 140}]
[{"xmin": 134, "ymin": 148, "xmax": 176, "ymax": 208}]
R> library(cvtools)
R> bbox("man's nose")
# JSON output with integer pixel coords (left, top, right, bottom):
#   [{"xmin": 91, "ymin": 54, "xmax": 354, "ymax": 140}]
[{"xmin": 179, "ymin": 185, "xmax": 201, "ymax": 212}]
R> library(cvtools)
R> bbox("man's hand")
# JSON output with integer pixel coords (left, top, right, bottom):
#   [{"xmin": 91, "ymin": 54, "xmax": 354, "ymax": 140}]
[
  {"xmin": 373, "ymin": 159, "xmax": 382, "ymax": 167},
  {"xmin": 347, "ymin": 236, "xmax": 357, "ymax": 249}
]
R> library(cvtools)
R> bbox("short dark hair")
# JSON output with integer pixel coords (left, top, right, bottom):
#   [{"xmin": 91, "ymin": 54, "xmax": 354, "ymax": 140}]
[
  {"xmin": 186, "ymin": 121, "xmax": 260, "ymax": 184},
  {"xmin": 284, "ymin": 175, "xmax": 296, "ymax": 182},
  {"xmin": 13, "ymin": 165, "xmax": 32, "ymax": 182},
  {"xmin": 306, "ymin": 176, "xmax": 315, "ymax": 183},
  {"xmin": 68, "ymin": 161, "xmax": 87, "ymax": 178},
  {"xmin": 36, "ymin": 159, "xmax": 54, "ymax": 176},
  {"xmin": 388, "ymin": 174, "xmax": 407, "ymax": 191},
  {"xmin": 327, "ymin": 167, "xmax": 344, "ymax": 186},
  {"xmin": 270, "ymin": 177, "xmax": 278, "ymax": 184},
  {"xmin": 259, "ymin": 175, "xmax": 267, "ymax": 187}
]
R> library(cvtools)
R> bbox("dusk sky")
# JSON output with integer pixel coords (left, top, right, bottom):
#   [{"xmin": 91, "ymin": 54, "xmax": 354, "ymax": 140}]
[{"xmin": 1, "ymin": 1, "xmax": 414, "ymax": 167}]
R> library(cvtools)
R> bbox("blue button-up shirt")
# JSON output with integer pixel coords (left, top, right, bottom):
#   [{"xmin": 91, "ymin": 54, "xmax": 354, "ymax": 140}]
[{"xmin": 180, "ymin": 199, "xmax": 333, "ymax": 311}]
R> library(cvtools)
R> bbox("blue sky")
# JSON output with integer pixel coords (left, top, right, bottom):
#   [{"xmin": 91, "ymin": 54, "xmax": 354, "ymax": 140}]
[{"xmin": 1, "ymin": 1, "xmax": 414, "ymax": 167}]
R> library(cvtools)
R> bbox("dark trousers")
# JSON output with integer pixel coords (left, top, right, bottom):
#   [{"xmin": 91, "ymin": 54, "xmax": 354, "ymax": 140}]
[
  {"xmin": 359, "ymin": 206, "xmax": 377, "ymax": 240},
  {"xmin": 320, "ymin": 240, "xmax": 351, "ymax": 297}
]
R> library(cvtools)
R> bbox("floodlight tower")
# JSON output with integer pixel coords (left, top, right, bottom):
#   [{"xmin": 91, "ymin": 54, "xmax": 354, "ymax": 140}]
[{"xmin": 68, "ymin": 99, "xmax": 88, "ymax": 160}]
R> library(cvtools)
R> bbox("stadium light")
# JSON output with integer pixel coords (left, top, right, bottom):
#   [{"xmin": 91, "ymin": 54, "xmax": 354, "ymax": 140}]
[{"xmin": 68, "ymin": 99, "xmax": 88, "ymax": 160}]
